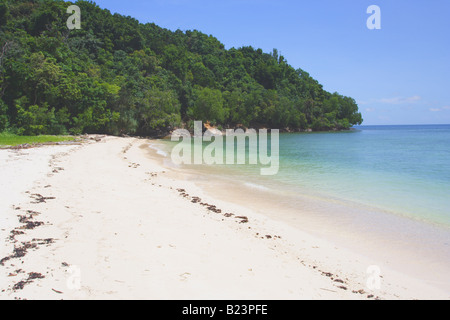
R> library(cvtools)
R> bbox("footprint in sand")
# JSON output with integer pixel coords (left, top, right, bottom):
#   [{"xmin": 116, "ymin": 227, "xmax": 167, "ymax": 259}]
[{"xmin": 179, "ymin": 272, "xmax": 191, "ymax": 281}]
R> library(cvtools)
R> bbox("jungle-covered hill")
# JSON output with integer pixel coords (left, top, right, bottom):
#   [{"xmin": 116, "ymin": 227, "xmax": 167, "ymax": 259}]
[{"xmin": 0, "ymin": 0, "xmax": 363, "ymax": 136}]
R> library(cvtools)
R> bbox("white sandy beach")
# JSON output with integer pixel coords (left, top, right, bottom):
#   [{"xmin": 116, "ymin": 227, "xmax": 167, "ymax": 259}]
[{"xmin": 0, "ymin": 136, "xmax": 448, "ymax": 300}]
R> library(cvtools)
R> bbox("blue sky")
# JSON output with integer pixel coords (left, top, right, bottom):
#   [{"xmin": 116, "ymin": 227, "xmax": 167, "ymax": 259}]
[{"xmin": 92, "ymin": 0, "xmax": 450, "ymax": 125}]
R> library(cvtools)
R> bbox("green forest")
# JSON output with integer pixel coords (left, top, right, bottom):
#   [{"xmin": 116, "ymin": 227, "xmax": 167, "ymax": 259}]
[{"xmin": 0, "ymin": 0, "xmax": 363, "ymax": 137}]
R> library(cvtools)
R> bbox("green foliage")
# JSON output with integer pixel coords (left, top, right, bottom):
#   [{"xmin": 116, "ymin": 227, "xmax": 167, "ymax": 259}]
[
  {"xmin": 0, "ymin": 132, "xmax": 74, "ymax": 146},
  {"xmin": 188, "ymin": 87, "xmax": 226, "ymax": 125},
  {"xmin": 0, "ymin": 0, "xmax": 362, "ymax": 137},
  {"xmin": 137, "ymin": 88, "xmax": 181, "ymax": 135},
  {"xmin": 0, "ymin": 1, "xmax": 9, "ymax": 27},
  {"xmin": 0, "ymin": 99, "xmax": 8, "ymax": 131},
  {"xmin": 15, "ymin": 102, "xmax": 55, "ymax": 135}
]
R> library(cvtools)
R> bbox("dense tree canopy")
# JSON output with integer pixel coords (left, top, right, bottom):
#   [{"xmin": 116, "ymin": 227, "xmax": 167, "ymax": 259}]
[{"xmin": 0, "ymin": 0, "xmax": 363, "ymax": 136}]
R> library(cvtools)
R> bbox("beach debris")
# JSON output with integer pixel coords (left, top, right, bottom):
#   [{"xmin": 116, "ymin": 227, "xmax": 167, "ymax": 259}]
[
  {"xmin": 128, "ymin": 162, "xmax": 140, "ymax": 168},
  {"xmin": 176, "ymin": 188, "xmax": 226, "ymax": 214},
  {"xmin": 28, "ymin": 272, "xmax": 45, "ymax": 281},
  {"xmin": 52, "ymin": 167, "xmax": 64, "ymax": 173},
  {"xmin": 14, "ymin": 242, "xmax": 37, "ymax": 258},
  {"xmin": 1, "ymin": 220, "xmax": 53, "ymax": 265},
  {"xmin": 9, "ymin": 230, "xmax": 25, "ymax": 242},
  {"xmin": 23, "ymin": 210, "xmax": 41, "ymax": 217},
  {"xmin": 12, "ymin": 281, "xmax": 27, "ymax": 291},
  {"xmin": 18, "ymin": 220, "xmax": 44, "ymax": 230},
  {"xmin": 337, "ymin": 285, "xmax": 348, "ymax": 291},
  {"xmin": 84, "ymin": 134, "xmax": 105, "ymax": 143},
  {"xmin": 265, "ymin": 235, "xmax": 272, "ymax": 239},
  {"xmin": 30, "ymin": 193, "xmax": 55, "ymax": 204},
  {"xmin": 205, "ymin": 205, "xmax": 222, "ymax": 214},
  {"xmin": 320, "ymin": 288, "xmax": 337, "ymax": 293},
  {"xmin": 8, "ymin": 143, "xmax": 33, "ymax": 150},
  {"xmin": 17, "ymin": 212, "xmax": 44, "ymax": 230},
  {"xmin": 235, "ymin": 216, "xmax": 249, "ymax": 224},
  {"xmin": 52, "ymin": 288, "xmax": 63, "ymax": 294},
  {"xmin": 12, "ymin": 272, "xmax": 45, "ymax": 291},
  {"xmin": 32, "ymin": 238, "xmax": 55, "ymax": 246},
  {"xmin": 176, "ymin": 189, "xmax": 190, "ymax": 199},
  {"xmin": 175, "ymin": 187, "xmax": 253, "ymax": 227},
  {"xmin": 334, "ymin": 279, "xmax": 345, "ymax": 284},
  {"xmin": 191, "ymin": 197, "xmax": 202, "ymax": 204},
  {"xmin": 0, "ymin": 242, "xmax": 38, "ymax": 266},
  {"xmin": 353, "ymin": 289, "xmax": 366, "ymax": 295}
]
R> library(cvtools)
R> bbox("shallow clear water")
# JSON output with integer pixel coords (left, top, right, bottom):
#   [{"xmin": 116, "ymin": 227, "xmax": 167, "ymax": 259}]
[
  {"xmin": 163, "ymin": 125, "xmax": 450, "ymax": 227},
  {"xmin": 165, "ymin": 125, "xmax": 450, "ymax": 227},
  {"xmin": 273, "ymin": 125, "xmax": 450, "ymax": 227},
  {"xmin": 152, "ymin": 125, "xmax": 450, "ymax": 289},
  {"xmin": 159, "ymin": 125, "xmax": 450, "ymax": 228}
]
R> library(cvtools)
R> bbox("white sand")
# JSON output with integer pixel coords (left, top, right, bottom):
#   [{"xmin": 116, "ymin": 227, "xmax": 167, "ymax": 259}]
[
  {"xmin": 0, "ymin": 146, "xmax": 77, "ymax": 263},
  {"xmin": 0, "ymin": 137, "xmax": 448, "ymax": 300}
]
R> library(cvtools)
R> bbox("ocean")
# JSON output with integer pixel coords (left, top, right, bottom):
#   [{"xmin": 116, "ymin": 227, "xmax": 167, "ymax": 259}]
[
  {"xmin": 153, "ymin": 125, "xmax": 450, "ymax": 289},
  {"xmin": 257, "ymin": 124, "xmax": 450, "ymax": 228},
  {"xmin": 160, "ymin": 125, "xmax": 450, "ymax": 227}
]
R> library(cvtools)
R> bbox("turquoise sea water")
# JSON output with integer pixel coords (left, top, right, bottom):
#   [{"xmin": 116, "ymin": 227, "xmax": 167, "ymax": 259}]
[
  {"xmin": 160, "ymin": 125, "xmax": 450, "ymax": 228},
  {"xmin": 271, "ymin": 124, "xmax": 450, "ymax": 228},
  {"xmin": 154, "ymin": 125, "xmax": 450, "ymax": 288}
]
